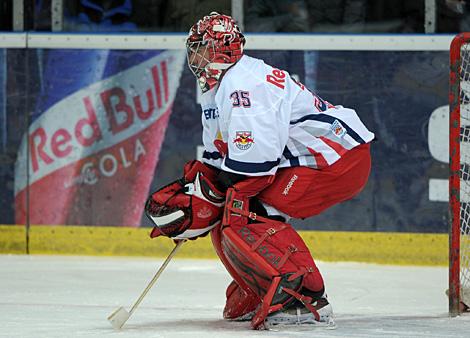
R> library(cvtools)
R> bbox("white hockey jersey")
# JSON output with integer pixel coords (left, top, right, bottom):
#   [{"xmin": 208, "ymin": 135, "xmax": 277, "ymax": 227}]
[{"xmin": 200, "ymin": 55, "xmax": 375, "ymax": 176}]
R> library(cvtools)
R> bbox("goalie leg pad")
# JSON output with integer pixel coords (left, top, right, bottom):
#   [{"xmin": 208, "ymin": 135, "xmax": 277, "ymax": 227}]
[
  {"xmin": 211, "ymin": 224, "xmax": 261, "ymax": 320},
  {"xmin": 220, "ymin": 217, "xmax": 324, "ymax": 329}
]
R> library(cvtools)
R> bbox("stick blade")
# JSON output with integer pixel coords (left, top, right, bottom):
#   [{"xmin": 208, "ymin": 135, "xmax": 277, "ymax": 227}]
[{"xmin": 107, "ymin": 306, "xmax": 130, "ymax": 329}]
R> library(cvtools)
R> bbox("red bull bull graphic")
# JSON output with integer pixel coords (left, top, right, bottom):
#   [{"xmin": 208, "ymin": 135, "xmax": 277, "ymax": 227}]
[
  {"xmin": 14, "ymin": 50, "xmax": 185, "ymax": 227},
  {"xmin": 233, "ymin": 131, "xmax": 254, "ymax": 150}
]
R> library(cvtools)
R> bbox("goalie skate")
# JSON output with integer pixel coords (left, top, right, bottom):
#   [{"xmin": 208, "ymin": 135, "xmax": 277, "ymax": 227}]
[{"xmin": 264, "ymin": 297, "xmax": 336, "ymax": 330}]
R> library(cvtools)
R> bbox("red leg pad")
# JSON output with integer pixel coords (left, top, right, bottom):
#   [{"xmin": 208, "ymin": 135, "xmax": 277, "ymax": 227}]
[
  {"xmin": 222, "ymin": 220, "xmax": 324, "ymax": 293},
  {"xmin": 220, "ymin": 220, "xmax": 325, "ymax": 329},
  {"xmin": 210, "ymin": 224, "xmax": 261, "ymax": 319}
]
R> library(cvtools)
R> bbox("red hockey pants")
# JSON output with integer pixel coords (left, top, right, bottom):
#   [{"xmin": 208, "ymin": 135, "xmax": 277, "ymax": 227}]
[{"xmin": 258, "ymin": 143, "xmax": 371, "ymax": 219}]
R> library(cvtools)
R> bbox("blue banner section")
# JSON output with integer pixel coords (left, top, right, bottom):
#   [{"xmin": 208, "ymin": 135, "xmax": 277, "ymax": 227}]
[
  {"xmin": 0, "ymin": 49, "xmax": 8, "ymax": 222},
  {"xmin": 0, "ymin": 48, "xmax": 450, "ymax": 233},
  {"xmin": 32, "ymin": 49, "xmax": 163, "ymax": 122},
  {"xmin": 33, "ymin": 50, "xmax": 110, "ymax": 119},
  {"xmin": 0, "ymin": 49, "xmax": 5, "ymax": 152},
  {"xmin": 1, "ymin": 49, "xmax": 29, "ymax": 225}
]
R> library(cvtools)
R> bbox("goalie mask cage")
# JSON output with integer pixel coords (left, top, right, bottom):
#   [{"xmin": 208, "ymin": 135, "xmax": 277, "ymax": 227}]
[{"xmin": 450, "ymin": 33, "xmax": 470, "ymax": 315}]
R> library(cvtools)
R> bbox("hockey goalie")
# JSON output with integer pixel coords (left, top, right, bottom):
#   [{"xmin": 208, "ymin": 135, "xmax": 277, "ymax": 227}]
[{"xmin": 145, "ymin": 12, "xmax": 374, "ymax": 330}]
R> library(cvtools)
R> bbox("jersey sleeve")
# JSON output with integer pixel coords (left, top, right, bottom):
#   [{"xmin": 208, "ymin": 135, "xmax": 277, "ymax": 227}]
[
  {"xmin": 215, "ymin": 78, "xmax": 289, "ymax": 176},
  {"xmin": 200, "ymin": 88, "xmax": 223, "ymax": 169}
]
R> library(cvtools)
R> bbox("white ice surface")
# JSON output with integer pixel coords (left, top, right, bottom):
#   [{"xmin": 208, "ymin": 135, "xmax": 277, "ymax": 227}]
[{"xmin": 1, "ymin": 255, "xmax": 470, "ymax": 338}]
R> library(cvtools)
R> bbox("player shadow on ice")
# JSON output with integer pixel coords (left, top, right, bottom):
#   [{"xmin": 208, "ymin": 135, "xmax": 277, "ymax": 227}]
[
  {"xmin": 334, "ymin": 313, "xmax": 470, "ymax": 336},
  {"xmin": 111, "ymin": 318, "xmax": 250, "ymax": 332}
]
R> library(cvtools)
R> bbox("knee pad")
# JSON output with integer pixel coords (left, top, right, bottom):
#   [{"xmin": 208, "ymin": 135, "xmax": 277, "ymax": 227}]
[{"xmin": 220, "ymin": 188, "xmax": 324, "ymax": 329}]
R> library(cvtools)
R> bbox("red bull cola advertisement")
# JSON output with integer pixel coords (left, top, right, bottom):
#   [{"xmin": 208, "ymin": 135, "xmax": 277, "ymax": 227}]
[{"xmin": 14, "ymin": 49, "xmax": 185, "ymax": 226}]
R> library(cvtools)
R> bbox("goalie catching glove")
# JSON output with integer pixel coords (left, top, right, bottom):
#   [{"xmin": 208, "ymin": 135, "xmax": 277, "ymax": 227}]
[{"xmin": 145, "ymin": 161, "xmax": 225, "ymax": 240}]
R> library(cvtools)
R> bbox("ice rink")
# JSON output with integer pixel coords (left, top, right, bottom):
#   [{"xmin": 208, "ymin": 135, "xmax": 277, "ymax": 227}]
[{"xmin": 1, "ymin": 254, "xmax": 470, "ymax": 338}]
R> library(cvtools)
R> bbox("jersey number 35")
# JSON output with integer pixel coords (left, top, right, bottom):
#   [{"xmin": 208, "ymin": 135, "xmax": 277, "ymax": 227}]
[{"xmin": 230, "ymin": 90, "xmax": 251, "ymax": 108}]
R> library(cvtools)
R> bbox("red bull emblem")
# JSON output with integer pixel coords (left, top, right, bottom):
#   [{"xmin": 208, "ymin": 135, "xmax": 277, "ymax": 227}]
[{"xmin": 233, "ymin": 131, "xmax": 254, "ymax": 150}]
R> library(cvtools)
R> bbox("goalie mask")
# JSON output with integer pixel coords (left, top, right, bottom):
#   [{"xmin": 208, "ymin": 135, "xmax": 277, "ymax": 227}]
[
  {"xmin": 186, "ymin": 12, "xmax": 245, "ymax": 93},
  {"xmin": 145, "ymin": 172, "xmax": 225, "ymax": 239}
]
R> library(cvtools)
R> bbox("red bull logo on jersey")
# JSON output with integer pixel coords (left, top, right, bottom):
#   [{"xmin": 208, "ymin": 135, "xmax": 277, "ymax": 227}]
[{"xmin": 233, "ymin": 131, "xmax": 254, "ymax": 150}]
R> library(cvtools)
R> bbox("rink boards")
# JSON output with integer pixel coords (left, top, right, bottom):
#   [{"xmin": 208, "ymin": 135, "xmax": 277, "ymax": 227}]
[
  {"xmin": 0, "ymin": 225, "xmax": 446, "ymax": 266},
  {"xmin": 0, "ymin": 34, "xmax": 455, "ymax": 268}
]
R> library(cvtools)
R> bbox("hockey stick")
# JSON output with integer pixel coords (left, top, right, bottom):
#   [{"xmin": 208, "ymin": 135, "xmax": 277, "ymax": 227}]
[{"xmin": 107, "ymin": 239, "xmax": 186, "ymax": 329}]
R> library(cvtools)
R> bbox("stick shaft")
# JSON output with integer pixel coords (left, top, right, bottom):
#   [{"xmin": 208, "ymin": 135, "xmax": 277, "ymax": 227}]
[{"xmin": 128, "ymin": 240, "xmax": 185, "ymax": 315}]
